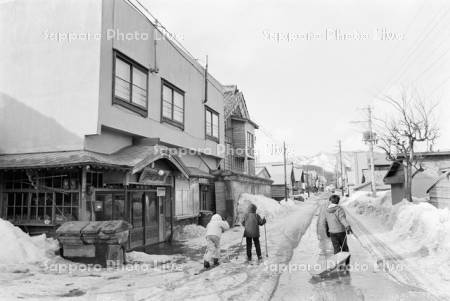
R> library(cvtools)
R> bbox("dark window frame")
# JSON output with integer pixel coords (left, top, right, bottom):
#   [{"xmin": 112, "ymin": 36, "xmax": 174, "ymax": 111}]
[
  {"xmin": 205, "ymin": 106, "xmax": 220, "ymax": 142},
  {"xmin": 247, "ymin": 131, "xmax": 255, "ymax": 157},
  {"xmin": 112, "ymin": 50, "xmax": 149, "ymax": 117},
  {"xmin": 160, "ymin": 78, "xmax": 185, "ymax": 130}
]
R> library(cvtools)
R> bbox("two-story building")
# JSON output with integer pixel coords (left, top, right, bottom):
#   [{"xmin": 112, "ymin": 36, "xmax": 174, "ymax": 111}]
[
  {"xmin": 213, "ymin": 85, "xmax": 272, "ymax": 224},
  {"xmin": 0, "ymin": 0, "xmax": 225, "ymax": 249}
]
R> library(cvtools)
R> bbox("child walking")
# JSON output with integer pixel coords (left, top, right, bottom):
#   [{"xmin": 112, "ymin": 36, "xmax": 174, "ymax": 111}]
[
  {"xmin": 324, "ymin": 194, "xmax": 353, "ymax": 266},
  {"xmin": 203, "ymin": 213, "xmax": 230, "ymax": 269},
  {"xmin": 242, "ymin": 203, "xmax": 266, "ymax": 262}
]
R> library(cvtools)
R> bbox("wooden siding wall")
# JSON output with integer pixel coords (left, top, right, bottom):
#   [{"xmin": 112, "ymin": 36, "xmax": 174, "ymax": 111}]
[{"xmin": 429, "ymin": 177, "xmax": 450, "ymax": 209}]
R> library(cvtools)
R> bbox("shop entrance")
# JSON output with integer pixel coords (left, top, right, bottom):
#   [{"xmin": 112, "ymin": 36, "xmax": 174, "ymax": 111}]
[{"xmin": 96, "ymin": 186, "xmax": 171, "ymax": 249}]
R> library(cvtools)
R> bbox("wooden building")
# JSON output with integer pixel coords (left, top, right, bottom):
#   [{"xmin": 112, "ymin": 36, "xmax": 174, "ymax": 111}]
[
  {"xmin": 383, "ymin": 161, "xmax": 438, "ymax": 205},
  {"xmin": 427, "ymin": 171, "xmax": 450, "ymax": 209},
  {"xmin": 214, "ymin": 85, "xmax": 272, "ymax": 224},
  {"xmin": 0, "ymin": 0, "xmax": 226, "ymax": 249}
]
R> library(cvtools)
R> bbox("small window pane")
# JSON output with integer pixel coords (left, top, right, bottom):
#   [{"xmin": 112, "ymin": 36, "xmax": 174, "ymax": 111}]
[
  {"xmin": 173, "ymin": 106, "xmax": 183, "ymax": 123},
  {"xmin": 132, "ymin": 86, "xmax": 147, "ymax": 107},
  {"xmin": 163, "ymin": 85, "xmax": 172, "ymax": 102},
  {"xmin": 173, "ymin": 91, "xmax": 183, "ymax": 108},
  {"xmin": 206, "ymin": 111, "xmax": 212, "ymax": 136},
  {"xmin": 212, "ymin": 113, "xmax": 219, "ymax": 138},
  {"xmin": 115, "ymin": 78, "xmax": 130, "ymax": 101},
  {"xmin": 116, "ymin": 58, "xmax": 130, "ymax": 81},
  {"xmin": 132, "ymin": 68, "xmax": 146, "ymax": 89},
  {"xmin": 162, "ymin": 100, "xmax": 172, "ymax": 118}
]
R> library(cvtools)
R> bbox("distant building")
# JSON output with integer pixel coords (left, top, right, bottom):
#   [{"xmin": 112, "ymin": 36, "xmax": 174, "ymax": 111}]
[
  {"xmin": 214, "ymin": 85, "xmax": 272, "ymax": 225},
  {"xmin": 256, "ymin": 162, "xmax": 306, "ymax": 201},
  {"xmin": 383, "ymin": 151, "xmax": 450, "ymax": 205},
  {"xmin": 427, "ymin": 171, "xmax": 450, "ymax": 209}
]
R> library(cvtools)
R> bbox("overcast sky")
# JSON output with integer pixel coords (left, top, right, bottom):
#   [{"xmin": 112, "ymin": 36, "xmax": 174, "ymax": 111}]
[{"xmin": 142, "ymin": 0, "xmax": 450, "ymax": 159}]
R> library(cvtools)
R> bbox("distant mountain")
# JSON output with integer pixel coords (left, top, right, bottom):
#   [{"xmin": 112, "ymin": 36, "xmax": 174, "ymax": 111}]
[{"xmin": 292, "ymin": 152, "xmax": 354, "ymax": 173}]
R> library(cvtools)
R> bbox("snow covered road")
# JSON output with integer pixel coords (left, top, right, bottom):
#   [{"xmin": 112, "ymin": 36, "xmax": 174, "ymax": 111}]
[
  {"xmin": 0, "ymin": 196, "xmax": 319, "ymax": 301},
  {"xmin": 272, "ymin": 200, "xmax": 440, "ymax": 301}
]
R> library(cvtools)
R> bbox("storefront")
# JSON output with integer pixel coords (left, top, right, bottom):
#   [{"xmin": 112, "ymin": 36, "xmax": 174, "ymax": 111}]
[{"xmin": 0, "ymin": 145, "xmax": 195, "ymax": 249}]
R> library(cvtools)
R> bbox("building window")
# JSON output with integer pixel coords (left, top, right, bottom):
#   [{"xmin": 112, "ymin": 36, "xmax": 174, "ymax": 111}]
[
  {"xmin": 205, "ymin": 107, "xmax": 219, "ymax": 141},
  {"xmin": 161, "ymin": 79, "xmax": 185, "ymax": 129},
  {"xmin": 247, "ymin": 131, "xmax": 255, "ymax": 156},
  {"xmin": 175, "ymin": 177, "xmax": 199, "ymax": 217},
  {"xmin": 113, "ymin": 51, "xmax": 148, "ymax": 117},
  {"xmin": 4, "ymin": 171, "xmax": 79, "ymax": 225}
]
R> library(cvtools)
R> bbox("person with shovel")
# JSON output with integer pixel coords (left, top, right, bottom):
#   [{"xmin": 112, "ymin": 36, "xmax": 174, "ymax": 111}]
[
  {"xmin": 325, "ymin": 194, "xmax": 353, "ymax": 267},
  {"xmin": 242, "ymin": 203, "xmax": 266, "ymax": 263}
]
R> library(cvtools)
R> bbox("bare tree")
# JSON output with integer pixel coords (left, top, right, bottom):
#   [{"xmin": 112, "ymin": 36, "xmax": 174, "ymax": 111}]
[{"xmin": 377, "ymin": 90, "xmax": 439, "ymax": 202}]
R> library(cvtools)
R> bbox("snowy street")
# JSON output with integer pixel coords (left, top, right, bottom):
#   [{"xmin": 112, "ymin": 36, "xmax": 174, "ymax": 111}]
[
  {"xmin": 273, "ymin": 199, "xmax": 440, "ymax": 300},
  {"xmin": 0, "ymin": 196, "xmax": 319, "ymax": 301}
]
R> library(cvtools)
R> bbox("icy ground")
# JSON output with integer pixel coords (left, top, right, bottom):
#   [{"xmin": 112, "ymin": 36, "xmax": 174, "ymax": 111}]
[
  {"xmin": 273, "ymin": 198, "xmax": 439, "ymax": 301},
  {"xmin": 0, "ymin": 196, "xmax": 319, "ymax": 301},
  {"xmin": 343, "ymin": 191, "xmax": 450, "ymax": 299}
]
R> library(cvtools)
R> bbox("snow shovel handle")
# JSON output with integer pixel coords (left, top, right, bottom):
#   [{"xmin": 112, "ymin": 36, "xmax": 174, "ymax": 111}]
[
  {"xmin": 264, "ymin": 224, "xmax": 268, "ymax": 257},
  {"xmin": 340, "ymin": 231, "xmax": 348, "ymax": 253}
]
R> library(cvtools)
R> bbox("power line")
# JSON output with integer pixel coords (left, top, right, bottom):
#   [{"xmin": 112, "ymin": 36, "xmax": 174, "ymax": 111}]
[{"xmin": 370, "ymin": 5, "xmax": 450, "ymax": 99}]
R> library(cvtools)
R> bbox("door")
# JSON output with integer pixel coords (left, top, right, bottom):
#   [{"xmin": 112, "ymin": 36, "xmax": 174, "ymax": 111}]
[
  {"xmin": 158, "ymin": 196, "xmax": 164, "ymax": 241},
  {"xmin": 156, "ymin": 187, "xmax": 168, "ymax": 242},
  {"xmin": 129, "ymin": 192, "xmax": 145, "ymax": 249},
  {"xmin": 144, "ymin": 191, "xmax": 159, "ymax": 245}
]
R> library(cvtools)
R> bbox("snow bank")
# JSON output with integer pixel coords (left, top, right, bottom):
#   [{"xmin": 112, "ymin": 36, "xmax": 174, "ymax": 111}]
[
  {"xmin": 0, "ymin": 218, "xmax": 58, "ymax": 265},
  {"xmin": 172, "ymin": 224, "xmax": 206, "ymax": 241},
  {"xmin": 236, "ymin": 193, "xmax": 298, "ymax": 222},
  {"xmin": 345, "ymin": 191, "xmax": 392, "ymax": 220},
  {"xmin": 345, "ymin": 193, "xmax": 450, "ymax": 285},
  {"xmin": 387, "ymin": 201, "xmax": 450, "ymax": 280}
]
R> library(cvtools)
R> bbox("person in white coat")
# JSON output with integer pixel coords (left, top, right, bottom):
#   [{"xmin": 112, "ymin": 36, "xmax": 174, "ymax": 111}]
[{"xmin": 203, "ymin": 213, "xmax": 230, "ymax": 268}]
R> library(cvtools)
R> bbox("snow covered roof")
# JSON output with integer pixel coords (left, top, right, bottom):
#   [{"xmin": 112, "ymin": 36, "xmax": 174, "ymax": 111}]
[
  {"xmin": 258, "ymin": 163, "xmax": 292, "ymax": 186},
  {"xmin": 426, "ymin": 171, "xmax": 450, "ymax": 193},
  {"xmin": 223, "ymin": 85, "xmax": 258, "ymax": 128},
  {"xmin": 0, "ymin": 145, "xmax": 191, "ymax": 177},
  {"xmin": 255, "ymin": 166, "xmax": 271, "ymax": 179},
  {"xmin": 292, "ymin": 167, "xmax": 304, "ymax": 182}
]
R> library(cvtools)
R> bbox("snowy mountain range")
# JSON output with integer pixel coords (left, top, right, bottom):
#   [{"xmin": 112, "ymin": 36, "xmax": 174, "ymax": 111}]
[{"xmin": 292, "ymin": 151, "xmax": 363, "ymax": 173}]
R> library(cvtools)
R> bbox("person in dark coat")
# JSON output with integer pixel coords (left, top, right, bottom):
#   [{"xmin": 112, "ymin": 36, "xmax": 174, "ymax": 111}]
[{"xmin": 242, "ymin": 203, "xmax": 266, "ymax": 262}]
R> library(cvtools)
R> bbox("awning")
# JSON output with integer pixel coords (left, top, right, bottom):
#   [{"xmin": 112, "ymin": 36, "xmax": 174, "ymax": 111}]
[{"xmin": 0, "ymin": 145, "xmax": 190, "ymax": 178}]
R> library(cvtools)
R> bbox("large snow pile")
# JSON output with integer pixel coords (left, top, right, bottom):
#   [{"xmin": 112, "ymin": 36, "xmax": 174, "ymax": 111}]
[
  {"xmin": 387, "ymin": 201, "xmax": 450, "ymax": 280},
  {"xmin": 0, "ymin": 218, "xmax": 58, "ymax": 265},
  {"xmin": 344, "ymin": 190, "xmax": 393, "ymax": 220},
  {"xmin": 345, "ymin": 193, "xmax": 450, "ymax": 283},
  {"xmin": 172, "ymin": 224, "xmax": 206, "ymax": 241},
  {"xmin": 236, "ymin": 193, "xmax": 298, "ymax": 222}
]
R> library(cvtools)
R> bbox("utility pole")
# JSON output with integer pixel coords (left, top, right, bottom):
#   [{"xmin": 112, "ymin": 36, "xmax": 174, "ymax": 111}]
[
  {"xmin": 367, "ymin": 107, "xmax": 377, "ymax": 197},
  {"xmin": 283, "ymin": 141, "xmax": 288, "ymax": 201},
  {"xmin": 339, "ymin": 140, "xmax": 344, "ymax": 196},
  {"xmin": 351, "ymin": 106, "xmax": 378, "ymax": 197}
]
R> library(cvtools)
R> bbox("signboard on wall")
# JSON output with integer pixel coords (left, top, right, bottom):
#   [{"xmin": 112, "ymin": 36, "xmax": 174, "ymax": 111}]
[
  {"xmin": 138, "ymin": 168, "xmax": 170, "ymax": 185},
  {"xmin": 157, "ymin": 187, "xmax": 166, "ymax": 197}
]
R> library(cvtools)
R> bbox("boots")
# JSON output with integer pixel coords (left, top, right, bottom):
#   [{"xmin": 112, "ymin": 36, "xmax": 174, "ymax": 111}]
[
  {"xmin": 204, "ymin": 260, "xmax": 210, "ymax": 269},
  {"xmin": 213, "ymin": 258, "xmax": 219, "ymax": 266}
]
